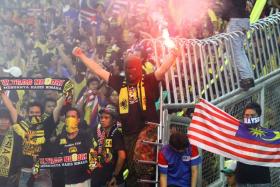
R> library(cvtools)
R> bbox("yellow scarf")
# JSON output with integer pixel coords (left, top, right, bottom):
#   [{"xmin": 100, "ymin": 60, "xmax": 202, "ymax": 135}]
[
  {"xmin": 119, "ymin": 78, "xmax": 146, "ymax": 114},
  {"xmin": 0, "ymin": 128, "xmax": 14, "ymax": 177},
  {"xmin": 13, "ymin": 121, "xmax": 45, "ymax": 157}
]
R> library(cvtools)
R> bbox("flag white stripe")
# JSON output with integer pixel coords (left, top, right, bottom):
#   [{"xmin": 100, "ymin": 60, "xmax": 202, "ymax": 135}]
[
  {"xmin": 194, "ymin": 109, "xmax": 238, "ymax": 130},
  {"xmin": 196, "ymin": 108, "xmax": 239, "ymax": 129},
  {"xmin": 80, "ymin": 10, "xmax": 96, "ymax": 17},
  {"xmin": 189, "ymin": 130, "xmax": 280, "ymax": 158},
  {"xmin": 190, "ymin": 139, "xmax": 280, "ymax": 167},
  {"xmin": 193, "ymin": 116, "xmax": 236, "ymax": 135},
  {"xmin": 199, "ymin": 102, "xmax": 239, "ymax": 124},
  {"xmin": 190, "ymin": 123, "xmax": 280, "ymax": 151},
  {"xmin": 188, "ymin": 99, "xmax": 280, "ymax": 166},
  {"xmin": 200, "ymin": 101, "xmax": 239, "ymax": 122}
]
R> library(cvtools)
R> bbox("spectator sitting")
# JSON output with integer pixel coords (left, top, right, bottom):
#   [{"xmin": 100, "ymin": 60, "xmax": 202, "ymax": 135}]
[{"xmin": 158, "ymin": 131, "xmax": 201, "ymax": 187}]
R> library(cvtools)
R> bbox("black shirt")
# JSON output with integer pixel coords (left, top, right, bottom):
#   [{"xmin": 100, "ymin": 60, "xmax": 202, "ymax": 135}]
[
  {"xmin": 235, "ymin": 162, "xmax": 271, "ymax": 184},
  {"xmin": 58, "ymin": 130, "xmax": 91, "ymax": 184},
  {"xmin": 91, "ymin": 125, "xmax": 125, "ymax": 186},
  {"xmin": 17, "ymin": 115, "xmax": 56, "ymax": 168},
  {"xmin": 108, "ymin": 73, "xmax": 160, "ymax": 135}
]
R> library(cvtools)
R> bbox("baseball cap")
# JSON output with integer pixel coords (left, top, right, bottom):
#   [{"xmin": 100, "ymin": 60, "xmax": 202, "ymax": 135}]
[
  {"xmin": 3, "ymin": 66, "xmax": 22, "ymax": 77},
  {"xmin": 221, "ymin": 160, "xmax": 237, "ymax": 175}
]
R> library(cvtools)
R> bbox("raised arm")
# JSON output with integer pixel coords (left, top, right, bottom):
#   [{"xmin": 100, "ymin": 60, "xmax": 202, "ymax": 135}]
[
  {"xmin": 72, "ymin": 47, "xmax": 110, "ymax": 82},
  {"xmin": 53, "ymin": 95, "xmax": 66, "ymax": 123},
  {"xmin": 0, "ymin": 91, "xmax": 18, "ymax": 123},
  {"xmin": 154, "ymin": 48, "xmax": 178, "ymax": 81}
]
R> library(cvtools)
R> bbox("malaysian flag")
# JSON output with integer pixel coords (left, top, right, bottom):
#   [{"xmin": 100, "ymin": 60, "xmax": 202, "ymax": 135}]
[
  {"xmin": 79, "ymin": 8, "xmax": 97, "ymax": 25},
  {"xmin": 188, "ymin": 99, "xmax": 280, "ymax": 167}
]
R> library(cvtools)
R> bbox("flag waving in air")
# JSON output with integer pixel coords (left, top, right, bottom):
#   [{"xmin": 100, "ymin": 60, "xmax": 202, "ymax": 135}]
[{"xmin": 188, "ymin": 99, "xmax": 280, "ymax": 167}]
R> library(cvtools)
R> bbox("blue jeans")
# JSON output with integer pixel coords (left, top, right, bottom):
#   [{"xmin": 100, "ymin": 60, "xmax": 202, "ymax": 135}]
[
  {"xmin": 227, "ymin": 18, "xmax": 254, "ymax": 80},
  {"xmin": 18, "ymin": 169, "xmax": 52, "ymax": 187},
  {"xmin": 2, "ymin": 173, "xmax": 20, "ymax": 187}
]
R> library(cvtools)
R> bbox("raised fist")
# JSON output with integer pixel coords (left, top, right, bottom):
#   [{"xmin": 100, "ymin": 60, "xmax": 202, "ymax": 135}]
[{"xmin": 72, "ymin": 47, "xmax": 84, "ymax": 57}]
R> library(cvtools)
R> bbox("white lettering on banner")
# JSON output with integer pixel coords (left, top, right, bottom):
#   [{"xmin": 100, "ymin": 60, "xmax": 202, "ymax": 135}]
[
  {"xmin": 74, "ymin": 160, "xmax": 88, "ymax": 165},
  {"xmin": 45, "ymin": 86, "xmax": 62, "ymax": 90},
  {"xmin": 39, "ymin": 153, "xmax": 88, "ymax": 168},
  {"xmin": 31, "ymin": 86, "xmax": 44, "ymax": 89},
  {"xmin": 61, "ymin": 162, "xmax": 73, "ymax": 167}
]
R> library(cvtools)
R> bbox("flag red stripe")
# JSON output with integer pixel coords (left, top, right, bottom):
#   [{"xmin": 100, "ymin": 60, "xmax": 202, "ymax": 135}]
[
  {"xmin": 189, "ymin": 134, "xmax": 280, "ymax": 162},
  {"xmin": 191, "ymin": 120, "xmax": 280, "ymax": 148},
  {"xmin": 189, "ymin": 126, "xmax": 280, "ymax": 155},
  {"xmin": 193, "ymin": 112, "xmax": 237, "ymax": 133},
  {"xmin": 196, "ymin": 103, "xmax": 239, "ymax": 126},
  {"xmin": 200, "ymin": 99, "xmax": 238, "ymax": 122},
  {"xmin": 189, "ymin": 99, "xmax": 280, "ymax": 166}
]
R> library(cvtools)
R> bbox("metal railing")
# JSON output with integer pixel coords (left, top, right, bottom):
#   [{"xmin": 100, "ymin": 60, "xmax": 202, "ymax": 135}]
[
  {"xmin": 140, "ymin": 13, "xmax": 280, "ymax": 108},
  {"xmin": 138, "ymin": 12, "xmax": 280, "ymax": 187}
]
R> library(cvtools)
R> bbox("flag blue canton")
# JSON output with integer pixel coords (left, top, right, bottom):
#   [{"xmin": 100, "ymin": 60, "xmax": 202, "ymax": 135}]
[{"xmin": 236, "ymin": 123, "xmax": 280, "ymax": 144}]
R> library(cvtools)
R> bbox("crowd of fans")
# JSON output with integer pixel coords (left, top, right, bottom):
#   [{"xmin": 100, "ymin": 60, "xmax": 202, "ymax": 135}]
[
  {"xmin": 0, "ymin": 0, "xmax": 278, "ymax": 104},
  {"xmin": 0, "ymin": 0, "xmax": 224, "ymax": 115}
]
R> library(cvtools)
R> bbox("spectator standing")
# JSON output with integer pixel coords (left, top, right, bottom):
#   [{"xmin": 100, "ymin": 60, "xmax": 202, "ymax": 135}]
[
  {"xmin": 73, "ymin": 46, "xmax": 178, "ymax": 186},
  {"xmin": 235, "ymin": 102, "xmax": 271, "ymax": 186},
  {"xmin": 0, "ymin": 107, "xmax": 22, "ymax": 187},
  {"xmin": 56, "ymin": 107, "xmax": 92, "ymax": 187},
  {"xmin": 90, "ymin": 104, "xmax": 126, "ymax": 187},
  {"xmin": 223, "ymin": 0, "xmax": 255, "ymax": 90}
]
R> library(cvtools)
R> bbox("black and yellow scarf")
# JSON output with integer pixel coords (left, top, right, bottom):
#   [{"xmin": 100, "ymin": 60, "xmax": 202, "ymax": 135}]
[
  {"xmin": 0, "ymin": 128, "xmax": 14, "ymax": 177},
  {"xmin": 119, "ymin": 77, "xmax": 146, "ymax": 114},
  {"xmin": 13, "ymin": 121, "xmax": 45, "ymax": 157}
]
